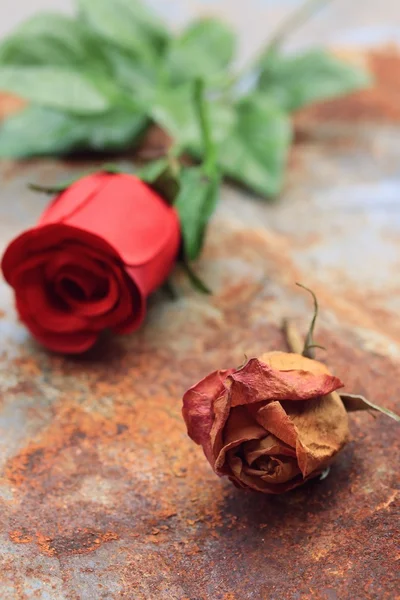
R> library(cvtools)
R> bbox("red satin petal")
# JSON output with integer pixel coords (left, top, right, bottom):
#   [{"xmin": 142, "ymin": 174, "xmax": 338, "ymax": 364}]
[
  {"xmin": 58, "ymin": 273, "xmax": 114, "ymax": 316},
  {"xmin": 110, "ymin": 277, "xmax": 144, "ymax": 333},
  {"xmin": 16, "ymin": 271, "xmax": 89, "ymax": 333},
  {"xmin": 2, "ymin": 224, "xmax": 121, "ymax": 284},
  {"xmin": 5, "ymin": 251, "xmax": 48, "ymax": 287},
  {"xmin": 47, "ymin": 174, "xmax": 181, "ymax": 296},
  {"xmin": 45, "ymin": 248, "xmax": 108, "ymax": 282},
  {"xmin": 38, "ymin": 172, "xmax": 108, "ymax": 225},
  {"xmin": 55, "ymin": 268, "xmax": 105, "ymax": 302},
  {"xmin": 17, "ymin": 307, "xmax": 98, "ymax": 354},
  {"xmin": 59, "ymin": 174, "xmax": 179, "ymax": 265}
]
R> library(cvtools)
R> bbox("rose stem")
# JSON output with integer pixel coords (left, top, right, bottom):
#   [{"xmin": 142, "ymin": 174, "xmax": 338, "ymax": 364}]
[
  {"xmin": 282, "ymin": 319, "xmax": 306, "ymax": 355},
  {"xmin": 225, "ymin": 0, "xmax": 332, "ymax": 89}
]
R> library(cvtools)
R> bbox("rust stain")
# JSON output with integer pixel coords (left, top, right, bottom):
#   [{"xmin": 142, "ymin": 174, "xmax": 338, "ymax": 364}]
[
  {"xmin": 12, "ymin": 356, "xmax": 42, "ymax": 377},
  {"xmin": 36, "ymin": 529, "xmax": 119, "ymax": 557},
  {"xmin": 9, "ymin": 528, "xmax": 119, "ymax": 557},
  {"xmin": 9, "ymin": 529, "xmax": 33, "ymax": 544},
  {"xmin": 375, "ymin": 490, "xmax": 398, "ymax": 512}
]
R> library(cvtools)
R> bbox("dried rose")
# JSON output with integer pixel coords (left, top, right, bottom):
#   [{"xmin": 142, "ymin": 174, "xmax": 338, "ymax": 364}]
[{"xmin": 182, "ymin": 351, "xmax": 349, "ymax": 494}]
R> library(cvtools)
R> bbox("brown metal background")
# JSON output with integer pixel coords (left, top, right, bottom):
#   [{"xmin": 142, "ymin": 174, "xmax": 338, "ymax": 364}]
[{"xmin": 0, "ymin": 3, "xmax": 400, "ymax": 599}]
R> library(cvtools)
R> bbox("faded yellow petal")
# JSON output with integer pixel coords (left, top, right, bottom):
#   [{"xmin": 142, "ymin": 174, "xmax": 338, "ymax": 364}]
[
  {"xmin": 214, "ymin": 406, "xmax": 265, "ymax": 473},
  {"xmin": 227, "ymin": 451, "xmax": 304, "ymax": 494},
  {"xmin": 254, "ymin": 401, "xmax": 298, "ymax": 448},
  {"xmin": 286, "ymin": 391, "xmax": 350, "ymax": 477},
  {"xmin": 243, "ymin": 435, "xmax": 296, "ymax": 465},
  {"xmin": 259, "ymin": 351, "xmax": 332, "ymax": 376}
]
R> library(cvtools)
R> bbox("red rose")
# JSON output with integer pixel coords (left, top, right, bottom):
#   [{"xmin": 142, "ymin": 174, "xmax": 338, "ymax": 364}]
[
  {"xmin": 183, "ymin": 352, "xmax": 349, "ymax": 494},
  {"xmin": 1, "ymin": 172, "xmax": 180, "ymax": 353}
]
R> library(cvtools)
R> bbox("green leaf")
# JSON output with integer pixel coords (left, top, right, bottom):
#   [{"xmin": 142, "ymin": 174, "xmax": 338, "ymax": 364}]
[
  {"xmin": 138, "ymin": 158, "xmax": 180, "ymax": 204},
  {"xmin": 28, "ymin": 162, "xmax": 139, "ymax": 194},
  {"xmin": 79, "ymin": 111, "xmax": 146, "ymax": 150},
  {"xmin": 181, "ymin": 261, "xmax": 212, "ymax": 295},
  {"xmin": 0, "ymin": 66, "xmax": 112, "ymax": 114},
  {"xmin": 0, "ymin": 108, "xmax": 83, "ymax": 157},
  {"xmin": 138, "ymin": 158, "xmax": 170, "ymax": 183},
  {"xmin": 153, "ymin": 83, "xmax": 235, "ymax": 153},
  {"xmin": 167, "ymin": 18, "xmax": 236, "ymax": 84},
  {"xmin": 175, "ymin": 167, "xmax": 220, "ymax": 261},
  {"xmin": 0, "ymin": 106, "xmax": 146, "ymax": 158},
  {"xmin": 151, "ymin": 84, "xmax": 198, "ymax": 149},
  {"xmin": 0, "ymin": 13, "xmax": 91, "ymax": 67},
  {"xmin": 217, "ymin": 94, "xmax": 292, "ymax": 197},
  {"xmin": 162, "ymin": 279, "xmax": 180, "ymax": 301},
  {"xmin": 77, "ymin": 0, "xmax": 169, "ymax": 59},
  {"xmin": 28, "ymin": 164, "xmax": 134, "ymax": 194},
  {"xmin": 258, "ymin": 49, "xmax": 371, "ymax": 112},
  {"xmin": 100, "ymin": 44, "xmax": 159, "ymax": 102},
  {"xmin": 29, "ymin": 178, "xmax": 81, "ymax": 194}
]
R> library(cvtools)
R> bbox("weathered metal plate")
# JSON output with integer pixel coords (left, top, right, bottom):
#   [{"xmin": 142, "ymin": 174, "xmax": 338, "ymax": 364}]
[{"xmin": 1, "ymin": 3, "xmax": 400, "ymax": 599}]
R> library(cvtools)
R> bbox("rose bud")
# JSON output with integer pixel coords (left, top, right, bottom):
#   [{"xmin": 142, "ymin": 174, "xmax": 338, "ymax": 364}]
[
  {"xmin": 182, "ymin": 351, "xmax": 349, "ymax": 494},
  {"xmin": 1, "ymin": 172, "xmax": 180, "ymax": 353}
]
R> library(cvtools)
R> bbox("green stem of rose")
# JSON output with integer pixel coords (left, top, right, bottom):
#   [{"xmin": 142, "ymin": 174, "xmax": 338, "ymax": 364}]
[
  {"xmin": 296, "ymin": 282, "xmax": 320, "ymax": 358},
  {"xmin": 226, "ymin": 0, "xmax": 332, "ymax": 89},
  {"xmin": 283, "ymin": 283, "xmax": 325, "ymax": 357},
  {"xmin": 265, "ymin": 0, "xmax": 332, "ymax": 54},
  {"xmin": 193, "ymin": 79, "xmax": 217, "ymax": 178}
]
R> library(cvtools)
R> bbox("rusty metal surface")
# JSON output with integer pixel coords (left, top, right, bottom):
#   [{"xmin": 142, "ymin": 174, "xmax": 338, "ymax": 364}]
[{"xmin": 1, "ymin": 3, "xmax": 400, "ymax": 600}]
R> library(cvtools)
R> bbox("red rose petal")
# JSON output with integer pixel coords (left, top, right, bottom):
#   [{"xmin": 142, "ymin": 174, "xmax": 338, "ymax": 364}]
[
  {"xmin": 59, "ymin": 174, "xmax": 179, "ymax": 267},
  {"xmin": 111, "ymin": 278, "xmax": 144, "ymax": 333},
  {"xmin": 16, "ymin": 271, "xmax": 89, "ymax": 333},
  {"xmin": 38, "ymin": 172, "xmax": 108, "ymax": 225},
  {"xmin": 55, "ymin": 269, "xmax": 104, "ymax": 303},
  {"xmin": 5, "ymin": 251, "xmax": 48, "ymax": 287},
  {"xmin": 44, "ymin": 246, "xmax": 113, "ymax": 281},
  {"xmin": 2, "ymin": 224, "xmax": 121, "ymax": 282},
  {"xmin": 18, "ymin": 309, "xmax": 98, "ymax": 354}
]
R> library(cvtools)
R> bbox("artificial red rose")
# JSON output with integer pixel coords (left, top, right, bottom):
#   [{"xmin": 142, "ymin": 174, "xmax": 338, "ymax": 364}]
[
  {"xmin": 1, "ymin": 172, "xmax": 180, "ymax": 353},
  {"xmin": 183, "ymin": 351, "xmax": 349, "ymax": 494}
]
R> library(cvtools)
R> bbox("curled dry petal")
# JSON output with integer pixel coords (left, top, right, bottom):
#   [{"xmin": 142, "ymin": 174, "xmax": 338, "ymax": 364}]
[{"xmin": 182, "ymin": 369, "xmax": 234, "ymax": 465}]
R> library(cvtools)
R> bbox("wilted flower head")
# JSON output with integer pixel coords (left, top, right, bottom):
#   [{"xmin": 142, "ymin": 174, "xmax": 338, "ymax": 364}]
[{"xmin": 183, "ymin": 351, "xmax": 349, "ymax": 494}]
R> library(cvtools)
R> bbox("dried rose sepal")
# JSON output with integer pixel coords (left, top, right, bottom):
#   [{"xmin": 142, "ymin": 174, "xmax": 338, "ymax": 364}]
[{"xmin": 340, "ymin": 393, "xmax": 400, "ymax": 423}]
